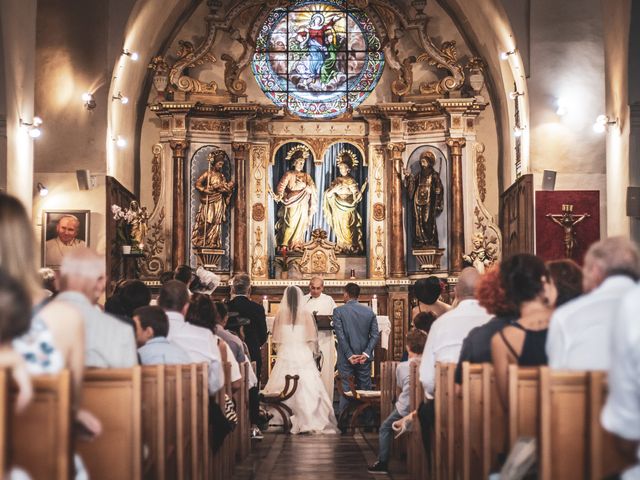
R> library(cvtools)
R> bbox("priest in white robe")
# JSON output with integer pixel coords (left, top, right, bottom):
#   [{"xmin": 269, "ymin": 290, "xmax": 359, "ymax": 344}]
[{"xmin": 303, "ymin": 276, "xmax": 337, "ymax": 397}]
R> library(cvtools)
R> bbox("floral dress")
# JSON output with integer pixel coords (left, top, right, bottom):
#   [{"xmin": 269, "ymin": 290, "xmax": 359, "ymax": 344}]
[{"xmin": 12, "ymin": 314, "xmax": 64, "ymax": 374}]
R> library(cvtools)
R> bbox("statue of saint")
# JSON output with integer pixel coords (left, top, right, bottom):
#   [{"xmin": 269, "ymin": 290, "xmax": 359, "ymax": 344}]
[
  {"xmin": 323, "ymin": 150, "xmax": 367, "ymax": 254},
  {"xmin": 191, "ymin": 150, "xmax": 235, "ymax": 249},
  {"xmin": 129, "ymin": 201, "xmax": 149, "ymax": 248},
  {"xmin": 404, "ymin": 150, "xmax": 444, "ymax": 248},
  {"xmin": 462, "ymin": 232, "xmax": 494, "ymax": 274},
  {"xmin": 272, "ymin": 145, "xmax": 318, "ymax": 250},
  {"xmin": 546, "ymin": 204, "xmax": 590, "ymax": 258}
]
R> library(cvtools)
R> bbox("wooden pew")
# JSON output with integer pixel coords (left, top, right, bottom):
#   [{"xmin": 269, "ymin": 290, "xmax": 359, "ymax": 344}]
[
  {"xmin": 507, "ymin": 366, "xmax": 540, "ymax": 448},
  {"xmin": 10, "ymin": 370, "xmax": 72, "ymax": 480},
  {"xmin": 460, "ymin": 362, "xmax": 505, "ymax": 480},
  {"xmin": 141, "ymin": 365, "xmax": 165, "ymax": 480},
  {"xmin": 435, "ymin": 362, "xmax": 456, "ymax": 480},
  {"xmin": 78, "ymin": 367, "xmax": 142, "ymax": 480},
  {"xmin": 0, "ymin": 369, "xmax": 7, "ymax": 476},
  {"xmin": 164, "ymin": 365, "xmax": 179, "ymax": 479},
  {"xmin": 211, "ymin": 362, "xmax": 234, "ymax": 479},
  {"xmin": 196, "ymin": 363, "xmax": 209, "ymax": 479},
  {"xmin": 176, "ymin": 364, "xmax": 193, "ymax": 480},
  {"xmin": 539, "ymin": 368, "xmax": 628, "ymax": 480},
  {"xmin": 407, "ymin": 361, "xmax": 428, "ymax": 479},
  {"xmin": 236, "ymin": 362, "xmax": 251, "ymax": 461},
  {"xmin": 380, "ymin": 361, "xmax": 399, "ymax": 423}
]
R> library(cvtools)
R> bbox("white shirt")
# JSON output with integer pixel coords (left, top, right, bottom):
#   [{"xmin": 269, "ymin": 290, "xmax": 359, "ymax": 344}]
[
  {"xmin": 601, "ymin": 284, "xmax": 640, "ymax": 480},
  {"xmin": 303, "ymin": 292, "xmax": 337, "ymax": 316},
  {"xmin": 166, "ymin": 311, "xmax": 224, "ymax": 394},
  {"xmin": 219, "ymin": 340, "xmax": 242, "ymax": 383},
  {"xmin": 419, "ymin": 299, "xmax": 491, "ymax": 397},
  {"xmin": 547, "ymin": 276, "xmax": 636, "ymax": 371}
]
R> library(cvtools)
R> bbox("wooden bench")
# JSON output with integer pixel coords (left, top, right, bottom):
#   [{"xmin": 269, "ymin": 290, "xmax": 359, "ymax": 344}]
[
  {"xmin": 380, "ymin": 361, "xmax": 399, "ymax": 423},
  {"xmin": 507, "ymin": 366, "xmax": 540, "ymax": 449},
  {"xmin": 235, "ymin": 362, "xmax": 251, "ymax": 461},
  {"xmin": 78, "ymin": 367, "xmax": 143, "ymax": 480},
  {"xmin": 539, "ymin": 368, "xmax": 629, "ymax": 480},
  {"xmin": 164, "ymin": 365, "xmax": 179, "ymax": 479},
  {"xmin": 141, "ymin": 365, "xmax": 165, "ymax": 480},
  {"xmin": 435, "ymin": 362, "xmax": 456, "ymax": 480},
  {"xmin": 407, "ymin": 361, "xmax": 428, "ymax": 479},
  {"xmin": 10, "ymin": 370, "xmax": 72, "ymax": 480}
]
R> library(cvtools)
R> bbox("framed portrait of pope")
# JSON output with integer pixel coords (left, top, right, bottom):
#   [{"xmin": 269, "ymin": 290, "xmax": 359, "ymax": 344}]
[{"xmin": 42, "ymin": 210, "xmax": 90, "ymax": 268}]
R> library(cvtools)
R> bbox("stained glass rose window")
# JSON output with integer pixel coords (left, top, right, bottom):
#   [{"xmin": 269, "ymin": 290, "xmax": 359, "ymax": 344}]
[{"xmin": 252, "ymin": 0, "xmax": 385, "ymax": 118}]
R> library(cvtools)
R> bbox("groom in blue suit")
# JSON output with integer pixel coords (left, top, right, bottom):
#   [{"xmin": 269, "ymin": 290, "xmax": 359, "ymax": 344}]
[{"xmin": 333, "ymin": 282, "xmax": 380, "ymax": 415}]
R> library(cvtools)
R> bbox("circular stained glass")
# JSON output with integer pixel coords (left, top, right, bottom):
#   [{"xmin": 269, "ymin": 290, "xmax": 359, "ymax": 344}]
[{"xmin": 252, "ymin": 0, "xmax": 385, "ymax": 119}]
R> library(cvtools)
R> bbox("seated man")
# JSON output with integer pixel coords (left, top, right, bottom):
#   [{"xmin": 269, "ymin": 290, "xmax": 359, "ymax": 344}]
[
  {"xmin": 133, "ymin": 306, "xmax": 191, "ymax": 365},
  {"xmin": 368, "ymin": 328, "xmax": 427, "ymax": 474},
  {"xmin": 57, "ymin": 247, "xmax": 137, "ymax": 368}
]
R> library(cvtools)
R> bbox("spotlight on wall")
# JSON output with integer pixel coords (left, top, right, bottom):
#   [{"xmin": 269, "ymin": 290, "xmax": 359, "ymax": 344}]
[
  {"xmin": 122, "ymin": 49, "xmax": 139, "ymax": 61},
  {"xmin": 115, "ymin": 136, "xmax": 127, "ymax": 148},
  {"xmin": 509, "ymin": 91, "xmax": 524, "ymax": 100},
  {"xmin": 556, "ymin": 98, "xmax": 568, "ymax": 116},
  {"xmin": 82, "ymin": 92, "xmax": 96, "ymax": 110},
  {"xmin": 20, "ymin": 118, "xmax": 42, "ymax": 138},
  {"xmin": 36, "ymin": 182, "xmax": 48, "ymax": 197},
  {"xmin": 112, "ymin": 92, "xmax": 129, "ymax": 104},
  {"xmin": 513, "ymin": 125, "xmax": 526, "ymax": 138},
  {"xmin": 500, "ymin": 49, "xmax": 517, "ymax": 60},
  {"xmin": 593, "ymin": 114, "xmax": 617, "ymax": 133}
]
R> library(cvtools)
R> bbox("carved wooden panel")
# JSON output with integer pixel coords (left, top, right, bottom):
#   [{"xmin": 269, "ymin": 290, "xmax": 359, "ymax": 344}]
[
  {"xmin": 387, "ymin": 290, "xmax": 409, "ymax": 360},
  {"xmin": 106, "ymin": 176, "xmax": 136, "ymax": 295},
  {"xmin": 499, "ymin": 174, "xmax": 534, "ymax": 259}
]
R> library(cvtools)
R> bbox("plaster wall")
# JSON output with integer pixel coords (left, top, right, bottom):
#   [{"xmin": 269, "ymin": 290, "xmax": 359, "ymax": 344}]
[
  {"xmin": 1, "ymin": 0, "xmax": 37, "ymax": 211},
  {"xmin": 602, "ymin": 0, "xmax": 631, "ymax": 237},
  {"xmin": 528, "ymin": 0, "xmax": 607, "ymax": 235},
  {"xmin": 0, "ymin": 28, "xmax": 6, "ymax": 191}
]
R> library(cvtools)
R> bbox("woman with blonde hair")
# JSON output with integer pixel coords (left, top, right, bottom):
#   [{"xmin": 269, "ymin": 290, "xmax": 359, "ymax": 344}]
[{"xmin": 0, "ymin": 192, "xmax": 99, "ymax": 437}]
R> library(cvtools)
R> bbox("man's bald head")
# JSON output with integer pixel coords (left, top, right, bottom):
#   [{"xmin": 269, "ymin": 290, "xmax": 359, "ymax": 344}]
[
  {"xmin": 59, "ymin": 247, "xmax": 106, "ymax": 304},
  {"xmin": 455, "ymin": 267, "xmax": 480, "ymax": 300},
  {"xmin": 309, "ymin": 276, "xmax": 324, "ymax": 298}
]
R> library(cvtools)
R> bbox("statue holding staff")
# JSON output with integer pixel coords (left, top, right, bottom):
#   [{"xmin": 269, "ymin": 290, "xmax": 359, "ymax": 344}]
[{"xmin": 191, "ymin": 150, "xmax": 235, "ymax": 249}]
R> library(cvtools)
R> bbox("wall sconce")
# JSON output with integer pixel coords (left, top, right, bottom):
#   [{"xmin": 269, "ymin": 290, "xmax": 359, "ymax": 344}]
[
  {"xmin": 37, "ymin": 182, "xmax": 48, "ymax": 197},
  {"xmin": 513, "ymin": 125, "xmax": 526, "ymax": 138},
  {"xmin": 500, "ymin": 49, "xmax": 517, "ymax": 60},
  {"xmin": 20, "ymin": 117, "xmax": 42, "ymax": 138},
  {"xmin": 112, "ymin": 92, "xmax": 129, "ymax": 104},
  {"xmin": 593, "ymin": 115, "xmax": 617, "ymax": 133},
  {"xmin": 122, "ymin": 49, "xmax": 139, "ymax": 61},
  {"xmin": 115, "ymin": 136, "xmax": 127, "ymax": 148},
  {"xmin": 509, "ymin": 91, "xmax": 524, "ymax": 100},
  {"xmin": 556, "ymin": 98, "xmax": 568, "ymax": 116},
  {"xmin": 82, "ymin": 92, "xmax": 96, "ymax": 110}
]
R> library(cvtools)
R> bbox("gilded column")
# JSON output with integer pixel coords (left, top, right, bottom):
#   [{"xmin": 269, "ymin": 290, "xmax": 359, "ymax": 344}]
[
  {"xmin": 232, "ymin": 143, "xmax": 248, "ymax": 274},
  {"xmin": 169, "ymin": 139, "xmax": 190, "ymax": 268},
  {"xmin": 447, "ymin": 137, "xmax": 466, "ymax": 272},
  {"xmin": 388, "ymin": 143, "xmax": 406, "ymax": 278}
]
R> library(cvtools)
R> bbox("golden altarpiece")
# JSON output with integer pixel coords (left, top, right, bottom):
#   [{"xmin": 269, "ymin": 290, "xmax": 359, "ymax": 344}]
[{"xmin": 135, "ymin": 0, "xmax": 502, "ymax": 360}]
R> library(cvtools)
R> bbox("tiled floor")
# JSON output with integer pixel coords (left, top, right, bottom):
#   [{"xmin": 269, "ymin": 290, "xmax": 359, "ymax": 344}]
[{"xmin": 231, "ymin": 432, "xmax": 411, "ymax": 480}]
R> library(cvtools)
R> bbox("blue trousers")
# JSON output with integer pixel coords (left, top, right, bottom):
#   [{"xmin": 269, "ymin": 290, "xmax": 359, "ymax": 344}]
[
  {"xmin": 379, "ymin": 407, "xmax": 403, "ymax": 463},
  {"xmin": 337, "ymin": 357, "xmax": 372, "ymax": 414}
]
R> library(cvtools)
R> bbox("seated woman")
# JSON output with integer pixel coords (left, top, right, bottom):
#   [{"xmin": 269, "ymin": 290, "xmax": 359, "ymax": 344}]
[
  {"xmin": 411, "ymin": 276, "xmax": 450, "ymax": 322},
  {"xmin": 0, "ymin": 268, "xmax": 33, "ymax": 413},
  {"xmin": 491, "ymin": 254, "xmax": 557, "ymax": 409},
  {"xmin": 546, "ymin": 259, "xmax": 583, "ymax": 307}
]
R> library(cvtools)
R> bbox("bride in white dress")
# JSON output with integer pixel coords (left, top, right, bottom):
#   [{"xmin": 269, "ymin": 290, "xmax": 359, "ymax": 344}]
[{"xmin": 263, "ymin": 285, "xmax": 338, "ymax": 434}]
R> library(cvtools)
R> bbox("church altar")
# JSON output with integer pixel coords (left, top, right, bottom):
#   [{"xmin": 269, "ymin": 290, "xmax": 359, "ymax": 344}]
[{"xmin": 122, "ymin": 0, "xmax": 505, "ymax": 362}]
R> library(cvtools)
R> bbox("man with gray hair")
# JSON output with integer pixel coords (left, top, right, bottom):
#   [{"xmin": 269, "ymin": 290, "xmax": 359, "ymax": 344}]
[
  {"xmin": 419, "ymin": 267, "xmax": 491, "ymax": 398},
  {"xmin": 547, "ymin": 236, "xmax": 640, "ymax": 370},
  {"xmin": 57, "ymin": 247, "xmax": 137, "ymax": 368},
  {"xmin": 227, "ymin": 273, "xmax": 267, "ymax": 439}
]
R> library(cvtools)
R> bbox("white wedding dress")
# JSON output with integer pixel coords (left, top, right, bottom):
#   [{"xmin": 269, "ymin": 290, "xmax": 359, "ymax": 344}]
[{"xmin": 263, "ymin": 287, "xmax": 338, "ymax": 435}]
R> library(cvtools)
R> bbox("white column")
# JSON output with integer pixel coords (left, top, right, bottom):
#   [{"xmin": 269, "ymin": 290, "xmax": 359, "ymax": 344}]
[{"xmin": 1, "ymin": 0, "xmax": 37, "ymax": 212}]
